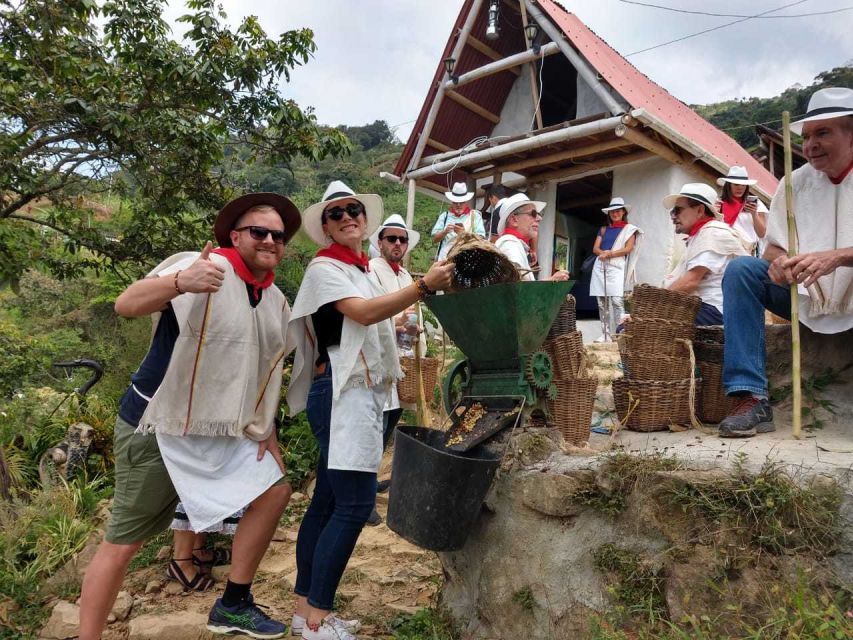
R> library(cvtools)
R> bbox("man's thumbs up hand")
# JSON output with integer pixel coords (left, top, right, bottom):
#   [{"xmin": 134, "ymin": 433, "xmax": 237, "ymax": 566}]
[{"xmin": 175, "ymin": 242, "xmax": 226, "ymax": 294}]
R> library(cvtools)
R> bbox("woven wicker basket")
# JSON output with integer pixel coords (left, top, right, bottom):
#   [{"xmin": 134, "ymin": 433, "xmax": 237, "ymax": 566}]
[
  {"xmin": 398, "ymin": 357, "xmax": 440, "ymax": 405},
  {"xmin": 612, "ymin": 377, "xmax": 700, "ymax": 432},
  {"xmin": 551, "ymin": 330, "xmax": 586, "ymax": 379},
  {"xmin": 694, "ymin": 325, "xmax": 724, "ymax": 364},
  {"xmin": 695, "ymin": 325, "xmax": 724, "ymax": 344},
  {"xmin": 546, "ymin": 295, "xmax": 577, "ymax": 339},
  {"xmin": 617, "ymin": 335, "xmax": 692, "ymax": 380},
  {"xmin": 446, "ymin": 233, "xmax": 521, "ymax": 291},
  {"xmin": 548, "ymin": 377, "xmax": 598, "ymax": 445},
  {"xmin": 698, "ymin": 362, "xmax": 734, "ymax": 423},
  {"xmin": 629, "ymin": 284, "xmax": 702, "ymax": 325},
  {"xmin": 623, "ymin": 317, "xmax": 696, "ymax": 350}
]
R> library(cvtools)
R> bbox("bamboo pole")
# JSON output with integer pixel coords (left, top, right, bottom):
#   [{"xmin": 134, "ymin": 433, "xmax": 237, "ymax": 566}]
[
  {"xmin": 413, "ymin": 302, "xmax": 433, "ymax": 427},
  {"xmin": 782, "ymin": 111, "xmax": 802, "ymax": 440}
]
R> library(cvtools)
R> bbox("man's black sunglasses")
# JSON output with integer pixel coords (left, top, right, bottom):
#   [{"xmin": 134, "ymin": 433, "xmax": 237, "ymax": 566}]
[
  {"xmin": 381, "ymin": 234, "xmax": 409, "ymax": 245},
  {"xmin": 234, "ymin": 225, "xmax": 287, "ymax": 244},
  {"xmin": 323, "ymin": 202, "xmax": 365, "ymax": 221}
]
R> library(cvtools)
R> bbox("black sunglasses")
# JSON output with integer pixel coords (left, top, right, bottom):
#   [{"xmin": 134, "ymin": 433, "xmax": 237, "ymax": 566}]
[
  {"xmin": 324, "ymin": 202, "xmax": 365, "ymax": 221},
  {"xmin": 381, "ymin": 234, "xmax": 409, "ymax": 245},
  {"xmin": 234, "ymin": 225, "xmax": 287, "ymax": 243}
]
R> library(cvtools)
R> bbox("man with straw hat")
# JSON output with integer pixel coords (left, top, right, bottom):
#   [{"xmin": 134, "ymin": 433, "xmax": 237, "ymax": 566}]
[
  {"xmin": 431, "ymin": 181, "xmax": 486, "ymax": 261},
  {"xmin": 365, "ymin": 213, "xmax": 425, "ymax": 525},
  {"xmin": 662, "ymin": 183, "xmax": 751, "ymax": 326},
  {"xmin": 719, "ymin": 87, "xmax": 853, "ymax": 438},
  {"xmin": 495, "ymin": 192, "xmax": 570, "ymax": 282},
  {"xmin": 80, "ymin": 193, "xmax": 300, "ymax": 639}
]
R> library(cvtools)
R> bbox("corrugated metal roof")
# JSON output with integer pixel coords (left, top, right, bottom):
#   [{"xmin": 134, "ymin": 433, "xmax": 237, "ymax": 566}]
[
  {"xmin": 395, "ymin": 1, "xmax": 779, "ymax": 197},
  {"xmin": 536, "ymin": 0, "xmax": 777, "ymax": 195}
]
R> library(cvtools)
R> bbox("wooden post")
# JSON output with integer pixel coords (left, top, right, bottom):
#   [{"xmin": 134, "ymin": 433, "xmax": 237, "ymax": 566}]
[
  {"xmin": 782, "ymin": 111, "xmax": 802, "ymax": 440},
  {"xmin": 404, "ymin": 178, "xmax": 417, "ymax": 269},
  {"xmin": 414, "ymin": 302, "xmax": 433, "ymax": 427}
]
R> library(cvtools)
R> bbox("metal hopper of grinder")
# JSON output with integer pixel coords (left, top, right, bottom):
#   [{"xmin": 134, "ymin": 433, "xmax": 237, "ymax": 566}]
[{"xmin": 425, "ymin": 280, "xmax": 574, "ymax": 451}]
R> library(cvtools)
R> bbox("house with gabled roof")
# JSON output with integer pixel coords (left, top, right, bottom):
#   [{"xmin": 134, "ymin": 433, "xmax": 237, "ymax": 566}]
[{"xmin": 391, "ymin": 0, "xmax": 777, "ymax": 307}]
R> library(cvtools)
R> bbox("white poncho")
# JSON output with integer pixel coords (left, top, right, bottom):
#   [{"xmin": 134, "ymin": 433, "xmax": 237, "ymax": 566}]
[{"xmin": 765, "ymin": 163, "xmax": 853, "ymax": 334}]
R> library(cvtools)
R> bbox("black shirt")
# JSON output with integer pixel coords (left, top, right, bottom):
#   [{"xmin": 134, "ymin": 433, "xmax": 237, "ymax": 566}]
[{"xmin": 312, "ymin": 302, "xmax": 344, "ymax": 365}]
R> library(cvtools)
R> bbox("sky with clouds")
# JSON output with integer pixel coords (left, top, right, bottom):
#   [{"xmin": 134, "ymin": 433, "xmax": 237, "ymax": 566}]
[{"xmin": 164, "ymin": 0, "xmax": 852, "ymax": 142}]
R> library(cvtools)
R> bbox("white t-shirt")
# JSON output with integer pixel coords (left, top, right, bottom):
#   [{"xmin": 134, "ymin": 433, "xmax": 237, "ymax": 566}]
[{"xmin": 685, "ymin": 250, "xmax": 731, "ymax": 313}]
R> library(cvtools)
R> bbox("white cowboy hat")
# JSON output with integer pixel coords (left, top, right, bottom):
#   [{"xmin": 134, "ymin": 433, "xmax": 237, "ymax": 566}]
[
  {"xmin": 601, "ymin": 196, "xmax": 632, "ymax": 214},
  {"xmin": 444, "ymin": 181, "xmax": 474, "ymax": 203},
  {"xmin": 301, "ymin": 180, "xmax": 383, "ymax": 247},
  {"xmin": 717, "ymin": 166, "xmax": 757, "ymax": 187},
  {"xmin": 662, "ymin": 183, "xmax": 722, "ymax": 220},
  {"xmin": 497, "ymin": 193, "xmax": 546, "ymax": 234},
  {"xmin": 790, "ymin": 87, "xmax": 853, "ymax": 135},
  {"xmin": 369, "ymin": 214, "xmax": 421, "ymax": 253}
]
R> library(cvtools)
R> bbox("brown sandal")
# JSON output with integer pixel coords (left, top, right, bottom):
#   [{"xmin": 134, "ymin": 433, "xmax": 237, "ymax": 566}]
[{"xmin": 166, "ymin": 558, "xmax": 215, "ymax": 592}]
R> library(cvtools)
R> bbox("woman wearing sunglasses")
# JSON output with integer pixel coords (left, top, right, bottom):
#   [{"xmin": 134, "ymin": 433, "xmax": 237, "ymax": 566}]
[{"xmin": 286, "ymin": 181, "xmax": 453, "ymax": 640}]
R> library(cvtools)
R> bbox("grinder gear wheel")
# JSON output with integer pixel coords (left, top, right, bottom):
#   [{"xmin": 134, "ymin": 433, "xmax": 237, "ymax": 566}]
[{"xmin": 525, "ymin": 350, "xmax": 553, "ymax": 390}]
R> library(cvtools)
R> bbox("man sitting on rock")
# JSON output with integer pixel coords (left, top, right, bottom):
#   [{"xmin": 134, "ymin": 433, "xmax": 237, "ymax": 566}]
[
  {"xmin": 719, "ymin": 87, "xmax": 853, "ymax": 438},
  {"xmin": 662, "ymin": 183, "xmax": 751, "ymax": 326}
]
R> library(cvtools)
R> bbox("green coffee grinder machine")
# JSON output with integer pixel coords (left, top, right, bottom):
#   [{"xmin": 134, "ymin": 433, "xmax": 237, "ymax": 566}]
[{"xmin": 424, "ymin": 280, "xmax": 574, "ymax": 451}]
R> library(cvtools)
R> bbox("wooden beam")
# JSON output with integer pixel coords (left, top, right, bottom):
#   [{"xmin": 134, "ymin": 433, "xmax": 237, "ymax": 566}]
[
  {"xmin": 445, "ymin": 41, "xmax": 558, "ymax": 89},
  {"xmin": 519, "ymin": 0, "xmax": 543, "ymax": 131},
  {"xmin": 467, "ymin": 35, "xmax": 520, "ymax": 75},
  {"xmin": 471, "ymin": 138, "xmax": 633, "ymax": 177},
  {"xmin": 526, "ymin": 150, "xmax": 654, "ymax": 185},
  {"xmin": 618, "ymin": 128, "xmax": 719, "ymax": 184},
  {"xmin": 445, "ymin": 89, "xmax": 501, "ymax": 124},
  {"xmin": 426, "ymin": 138, "xmax": 454, "ymax": 154}
]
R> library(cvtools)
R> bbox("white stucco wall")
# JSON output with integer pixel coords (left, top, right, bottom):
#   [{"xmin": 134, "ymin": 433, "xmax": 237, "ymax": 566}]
[
  {"xmin": 576, "ymin": 75, "xmax": 625, "ymax": 119},
  {"xmin": 491, "ymin": 65, "xmax": 535, "ymax": 138},
  {"xmin": 610, "ymin": 157, "xmax": 697, "ymax": 286}
]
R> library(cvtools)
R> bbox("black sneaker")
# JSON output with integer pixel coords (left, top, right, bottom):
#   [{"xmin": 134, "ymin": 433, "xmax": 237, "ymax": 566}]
[
  {"xmin": 207, "ymin": 595, "xmax": 287, "ymax": 639},
  {"xmin": 718, "ymin": 397, "xmax": 774, "ymax": 438},
  {"xmin": 376, "ymin": 479, "xmax": 391, "ymax": 494},
  {"xmin": 365, "ymin": 509, "xmax": 383, "ymax": 526}
]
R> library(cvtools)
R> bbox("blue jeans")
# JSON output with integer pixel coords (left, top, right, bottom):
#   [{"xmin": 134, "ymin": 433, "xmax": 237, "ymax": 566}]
[
  {"xmin": 294, "ymin": 370, "xmax": 377, "ymax": 610},
  {"xmin": 722, "ymin": 257, "xmax": 791, "ymax": 396}
]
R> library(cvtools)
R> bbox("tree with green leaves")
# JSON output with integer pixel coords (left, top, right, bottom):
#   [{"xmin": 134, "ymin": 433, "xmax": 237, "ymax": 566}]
[{"xmin": 0, "ymin": 0, "xmax": 350, "ymax": 282}]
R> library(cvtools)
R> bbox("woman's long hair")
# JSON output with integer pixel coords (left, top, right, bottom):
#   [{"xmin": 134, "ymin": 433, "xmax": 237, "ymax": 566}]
[{"xmin": 720, "ymin": 182, "xmax": 750, "ymax": 204}]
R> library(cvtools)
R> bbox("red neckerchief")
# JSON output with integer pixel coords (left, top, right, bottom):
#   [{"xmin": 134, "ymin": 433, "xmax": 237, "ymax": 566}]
[
  {"xmin": 386, "ymin": 260, "xmax": 401, "ymax": 275},
  {"xmin": 316, "ymin": 242, "xmax": 370, "ymax": 272},
  {"xmin": 830, "ymin": 158, "xmax": 853, "ymax": 185},
  {"xmin": 449, "ymin": 206, "xmax": 471, "ymax": 217},
  {"xmin": 212, "ymin": 247, "xmax": 275, "ymax": 301},
  {"xmin": 609, "ymin": 221, "xmax": 627, "ymax": 229},
  {"xmin": 501, "ymin": 228, "xmax": 530, "ymax": 247},
  {"xmin": 721, "ymin": 198, "xmax": 744, "ymax": 226},
  {"xmin": 688, "ymin": 216, "xmax": 714, "ymax": 237}
]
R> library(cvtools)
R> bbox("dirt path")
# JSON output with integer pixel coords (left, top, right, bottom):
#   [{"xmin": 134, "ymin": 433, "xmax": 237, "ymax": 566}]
[{"xmin": 101, "ymin": 448, "xmax": 442, "ymax": 639}]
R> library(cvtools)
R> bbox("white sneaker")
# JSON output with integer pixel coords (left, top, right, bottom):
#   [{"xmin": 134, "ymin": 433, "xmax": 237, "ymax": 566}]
[
  {"xmin": 300, "ymin": 617, "xmax": 357, "ymax": 640},
  {"xmin": 292, "ymin": 614, "xmax": 360, "ymax": 638}
]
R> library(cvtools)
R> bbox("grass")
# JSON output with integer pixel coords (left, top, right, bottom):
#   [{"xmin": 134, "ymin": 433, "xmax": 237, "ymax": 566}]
[
  {"xmin": 769, "ymin": 367, "xmax": 843, "ymax": 430},
  {"xmin": 390, "ymin": 607, "xmax": 458, "ymax": 640},
  {"xmin": 667, "ymin": 456, "xmax": 842, "ymax": 556},
  {"xmin": 571, "ymin": 452, "xmax": 681, "ymax": 517},
  {"xmin": 512, "ymin": 586, "xmax": 537, "ymax": 612},
  {"xmin": 593, "ymin": 544, "xmax": 667, "ymax": 625},
  {"xmin": 127, "ymin": 531, "xmax": 171, "ymax": 572}
]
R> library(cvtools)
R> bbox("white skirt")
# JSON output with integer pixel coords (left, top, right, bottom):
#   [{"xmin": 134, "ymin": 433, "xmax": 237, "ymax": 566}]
[
  {"xmin": 157, "ymin": 432, "xmax": 283, "ymax": 532},
  {"xmin": 328, "ymin": 383, "xmax": 390, "ymax": 473}
]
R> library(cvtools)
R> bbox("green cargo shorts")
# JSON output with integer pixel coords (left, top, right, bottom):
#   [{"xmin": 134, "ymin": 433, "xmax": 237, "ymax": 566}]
[{"xmin": 104, "ymin": 416, "xmax": 179, "ymax": 545}]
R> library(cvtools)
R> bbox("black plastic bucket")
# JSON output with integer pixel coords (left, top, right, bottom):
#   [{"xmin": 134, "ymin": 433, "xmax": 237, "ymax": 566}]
[{"xmin": 386, "ymin": 426, "xmax": 500, "ymax": 552}]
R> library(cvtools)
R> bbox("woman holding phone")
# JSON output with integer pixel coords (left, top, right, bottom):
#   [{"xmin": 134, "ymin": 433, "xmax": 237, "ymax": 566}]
[{"xmin": 716, "ymin": 166, "xmax": 767, "ymax": 255}]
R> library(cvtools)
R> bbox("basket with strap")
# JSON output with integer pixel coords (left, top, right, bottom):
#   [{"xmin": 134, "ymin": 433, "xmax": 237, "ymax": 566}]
[
  {"xmin": 694, "ymin": 325, "xmax": 724, "ymax": 364},
  {"xmin": 546, "ymin": 295, "xmax": 577, "ymax": 339},
  {"xmin": 548, "ymin": 377, "xmax": 598, "ymax": 445},
  {"xmin": 620, "ymin": 345, "xmax": 693, "ymax": 381},
  {"xmin": 629, "ymin": 284, "xmax": 702, "ymax": 325},
  {"xmin": 612, "ymin": 377, "xmax": 701, "ymax": 432},
  {"xmin": 698, "ymin": 361, "xmax": 735, "ymax": 423},
  {"xmin": 398, "ymin": 357, "xmax": 440, "ymax": 405},
  {"xmin": 550, "ymin": 330, "xmax": 587, "ymax": 379}
]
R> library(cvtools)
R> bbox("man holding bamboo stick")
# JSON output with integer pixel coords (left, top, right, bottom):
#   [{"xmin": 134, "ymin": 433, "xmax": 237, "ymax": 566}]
[{"xmin": 719, "ymin": 87, "xmax": 853, "ymax": 438}]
